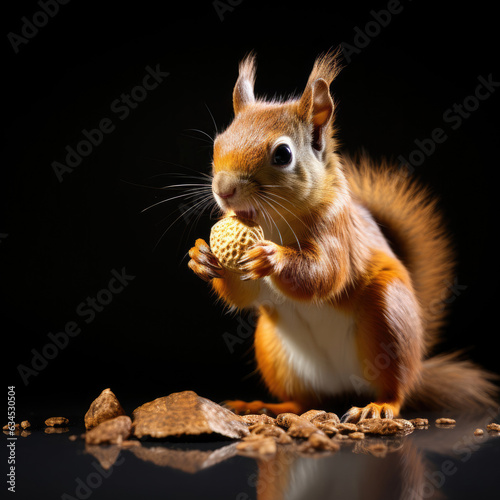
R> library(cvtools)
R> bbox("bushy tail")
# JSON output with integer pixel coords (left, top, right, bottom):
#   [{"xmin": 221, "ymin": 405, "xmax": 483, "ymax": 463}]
[
  {"xmin": 405, "ymin": 352, "xmax": 498, "ymax": 412},
  {"xmin": 344, "ymin": 154, "xmax": 454, "ymax": 350},
  {"xmin": 345, "ymin": 155, "xmax": 498, "ymax": 411}
]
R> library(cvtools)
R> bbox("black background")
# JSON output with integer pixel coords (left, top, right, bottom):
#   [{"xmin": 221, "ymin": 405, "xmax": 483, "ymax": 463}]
[{"xmin": 2, "ymin": 0, "xmax": 499, "ymax": 420}]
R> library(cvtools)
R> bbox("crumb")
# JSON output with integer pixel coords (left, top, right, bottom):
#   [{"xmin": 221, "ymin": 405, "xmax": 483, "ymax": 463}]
[
  {"xmin": 410, "ymin": 418, "xmax": 429, "ymax": 427},
  {"xmin": 85, "ymin": 416, "xmax": 132, "ymax": 445},
  {"xmin": 348, "ymin": 431, "xmax": 365, "ymax": 440},
  {"xmin": 435, "ymin": 418, "xmax": 456, "ymax": 426},
  {"xmin": 336, "ymin": 422, "xmax": 358, "ymax": 434},
  {"xmin": 241, "ymin": 414, "xmax": 276, "ymax": 426},
  {"xmin": 45, "ymin": 417, "xmax": 69, "ymax": 427}
]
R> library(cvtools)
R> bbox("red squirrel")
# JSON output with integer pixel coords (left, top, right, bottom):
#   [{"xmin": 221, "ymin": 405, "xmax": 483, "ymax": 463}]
[{"xmin": 188, "ymin": 50, "xmax": 498, "ymax": 421}]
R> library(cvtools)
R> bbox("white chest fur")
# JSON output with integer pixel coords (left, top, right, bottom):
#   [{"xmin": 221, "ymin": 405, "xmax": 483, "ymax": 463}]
[{"xmin": 256, "ymin": 282, "xmax": 369, "ymax": 398}]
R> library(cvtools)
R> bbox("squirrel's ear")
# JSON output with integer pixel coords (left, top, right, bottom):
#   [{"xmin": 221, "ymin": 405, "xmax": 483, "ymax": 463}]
[
  {"xmin": 298, "ymin": 78, "xmax": 334, "ymax": 152},
  {"xmin": 298, "ymin": 50, "xmax": 341, "ymax": 152},
  {"xmin": 233, "ymin": 53, "xmax": 256, "ymax": 115}
]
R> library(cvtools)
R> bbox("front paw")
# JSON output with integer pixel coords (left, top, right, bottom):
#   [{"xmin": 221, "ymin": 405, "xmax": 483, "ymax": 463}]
[
  {"xmin": 188, "ymin": 238, "xmax": 225, "ymax": 282},
  {"xmin": 239, "ymin": 240, "xmax": 281, "ymax": 281}
]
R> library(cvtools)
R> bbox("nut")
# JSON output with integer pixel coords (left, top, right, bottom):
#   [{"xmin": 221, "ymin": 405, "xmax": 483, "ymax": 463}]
[
  {"xmin": 410, "ymin": 418, "xmax": 429, "ymax": 427},
  {"xmin": 435, "ymin": 418, "xmax": 456, "ymax": 426},
  {"xmin": 84, "ymin": 388, "xmax": 126, "ymax": 430},
  {"xmin": 132, "ymin": 391, "xmax": 249, "ymax": 440},
  {"xmin": 45, "ymin": 417, "xmax": 69, "ymax": 427},
  {"xmin": 357, "ymin": 418, "xmax": 407, "ymax": 436},
  {"xmin": 85, "ymin": 416, "xmax": 132, "ymax": 445},
  {"xmin": 348, "ymin": 431, "xmax": 365, "ymax": 440},
  {"xmin": 241, "ymin": 414, "xmax": 276, "ymax": 426},
  {"xmin": 210, "ymin": 216, "xmax": 264, "ymax": 272}
]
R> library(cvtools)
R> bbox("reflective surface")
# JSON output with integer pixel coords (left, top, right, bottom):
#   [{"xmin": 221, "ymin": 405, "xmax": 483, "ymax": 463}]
[{"xmin": 5, "ymin": 410, "xmax": 500, "ymax": 499}]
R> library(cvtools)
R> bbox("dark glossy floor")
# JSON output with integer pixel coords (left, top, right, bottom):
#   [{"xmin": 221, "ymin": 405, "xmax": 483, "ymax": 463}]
[{"xmin": 5, "ymin": 410, "xmax": 500, "ymax": 500}]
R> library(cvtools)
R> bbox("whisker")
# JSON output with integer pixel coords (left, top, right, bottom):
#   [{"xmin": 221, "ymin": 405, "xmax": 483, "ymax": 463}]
[
  {"xmin": 254, "ymin": 195, "xmax": 283, "ymax": 246},
  {"xmin": 141, "ymin": 188, "xmax": 211, "ymax": 214},
  {"xmin": 153, "ymin": 194, "xmax": 214, "ymax": 251},
  {"xmin": 258, "ymin": 193, "xmax": 302, "ymax": 252},
  {"xmin": 154, "ymin": 192, "xmax": 214, "ymax": 226},
  {"xmin": 259, "ymin": 191, "xmax": 308, "ymax": 229},
  {"xmin": 142, "ymin": 158, "xmax": 213, "ymax": 180},
  {"xmin": 205, "ymin": 103, "xmax": 219, "ymax": 136},
  {"xmin": 184, "ymin": 128, "xmax": 214, "ymax": 143}
]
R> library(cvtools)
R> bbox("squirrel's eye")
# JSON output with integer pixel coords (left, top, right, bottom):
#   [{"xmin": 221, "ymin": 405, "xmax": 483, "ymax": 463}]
[{"xmin": 271, "ymin": 143, "xmax": 292, "ymax": 167}]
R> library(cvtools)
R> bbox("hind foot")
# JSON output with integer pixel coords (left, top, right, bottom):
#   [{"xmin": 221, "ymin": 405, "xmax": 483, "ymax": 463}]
[{"xmin": 341, "ymin": 402, "xmax": 400, "ymax": 423}]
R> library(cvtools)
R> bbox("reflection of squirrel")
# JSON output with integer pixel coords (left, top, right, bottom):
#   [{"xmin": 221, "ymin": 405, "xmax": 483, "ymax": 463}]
[{"xmin": 188, "ymin": 50, "xmax": 498, "ymax": 420}]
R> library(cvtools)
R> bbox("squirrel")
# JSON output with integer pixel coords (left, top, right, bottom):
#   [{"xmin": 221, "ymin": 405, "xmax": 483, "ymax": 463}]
[{"xmin": 188, "ymin": 50, "xmax": 498, "ymax": 421}]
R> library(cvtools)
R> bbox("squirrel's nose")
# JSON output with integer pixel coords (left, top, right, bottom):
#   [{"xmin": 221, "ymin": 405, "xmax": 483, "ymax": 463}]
[
  {"xmin": 217, "ymin": 188, "xmax": 236, "ymax": 199},
  {"xmin": 213, "ymin": 171, "xmax": 239, "ymax": 201}
]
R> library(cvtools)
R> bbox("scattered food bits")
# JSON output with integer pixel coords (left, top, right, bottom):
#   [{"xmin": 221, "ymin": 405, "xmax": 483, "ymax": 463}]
[
  {"xmin": 393, "ymin": 419, "xmax": 414, "ymax": 432},
  {"xmin": 357, "ymin": 418, "xmax": 410, "ymax": 436},
  {"xmin": 84, "ymin": 388, "xmax": 126, "ymax": 430},
  {"xmin": 435, "ymin": 418, "xmax": 456, "ymax": 426},
  {"xmin": 410, "ymin": 418, "xmax": 429, "ymax": 427},
  {"xmin": 3, "ymin": 423, "xmax": 19, "ymax": 431},
  {"xmin": 45, "ymin": 417, "xmax": 69, "ymax": 427},
  {"xmin": 315, "ymin": 422, "xmax": 339, "ymax": 436},
  {"xmin": 85, "ymin": 416, "xmax": 132, "ymax": 445},
  {"xmin": 241, "ymin": 414, "xmax": 276, "ymax": 426},
  {"xmin": 311, "ymin": 412, "xmax": 340, "ymax": 425},
  {"xmin": 336, "ymin": 422, "xmax": 359, "ymax": 434},
  {"xmin": 334, "ymin": 433, "xmax": 349, "ymax": 440},
  {"xmin": 300, "ymin": 410, "xmax": 327, "ymax": 421},
  {"xmin": 132, "ymin": 391, "xmax": 249, "ymax": 440},
  {"xmin": 250, "ymin": 423, "xmax": 285, "ymax": 435},
  {"xmin": 486, "ymin": 423, "xmax": 500, "ymax": 432},
  {"xmin": 474, "ymin": 428, "xmax": 484, "ymax": 436},
  {"xmin": 287, "ymin": 422, "xmax": 323, "ymax": 439},
  {"xmin": 21, "ymin": 420, "xmax": 31, "ymax": 429},
  {"xmin": 348, "ymin": 431, "xmax": 365, "ymax": 440},
  {"xmin": 275, "ymin": 413, "xmax": 302, "ymax": 429}
]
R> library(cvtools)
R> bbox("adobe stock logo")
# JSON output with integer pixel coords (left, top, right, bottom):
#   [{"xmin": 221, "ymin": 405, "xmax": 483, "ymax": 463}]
[{"xmin": 7, "ymin": 0, "xmax": 71, "ymax": 54}]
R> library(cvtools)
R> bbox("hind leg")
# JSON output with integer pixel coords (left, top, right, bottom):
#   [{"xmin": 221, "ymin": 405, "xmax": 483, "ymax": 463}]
[{"xmin": 343, "ymin": 253, "xmax": 424, "ymax": 422}]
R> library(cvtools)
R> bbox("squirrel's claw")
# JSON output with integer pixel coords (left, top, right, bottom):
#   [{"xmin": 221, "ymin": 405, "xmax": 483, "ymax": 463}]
[
  {"xmin": 341, "ymin": 402, "xmax": 397, "ymax": 423},
  {"xmin": 240, "ymin": 241, "xmax": 279, "ymax": 280},
  {"xmin": 188, "ymin": 238, "xmax": 224, "ymax": 282}
]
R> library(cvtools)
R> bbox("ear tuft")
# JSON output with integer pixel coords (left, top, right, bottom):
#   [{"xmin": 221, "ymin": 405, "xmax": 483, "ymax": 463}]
[
  {"xmin": 233, "ymin": 52, "xmax": 257, "ymax": 115},
  {"xmin": 305, "ymin": 47, "xmax": 343, "ymax": 89},
  {"xmin": 298, "ymin": 48, "xmax": 342, "ymax": 152}
]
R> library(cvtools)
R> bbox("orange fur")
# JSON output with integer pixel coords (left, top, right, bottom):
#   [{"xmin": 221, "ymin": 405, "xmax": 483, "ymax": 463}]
[{"xmin": 189, "ymin": 50, "xmax": 498, "ymax": 418}]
